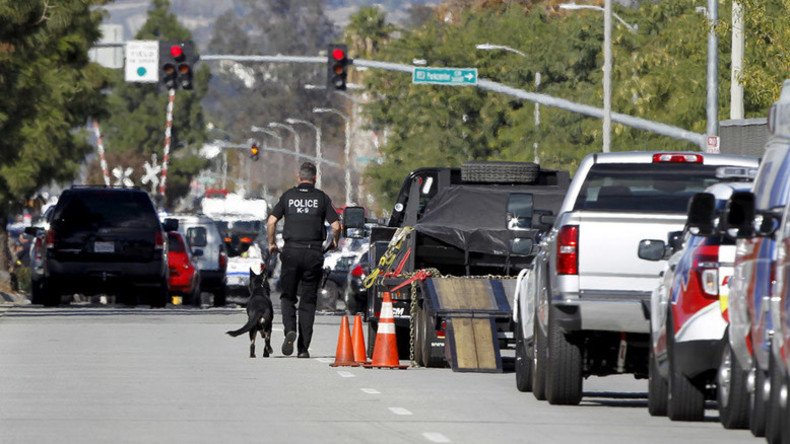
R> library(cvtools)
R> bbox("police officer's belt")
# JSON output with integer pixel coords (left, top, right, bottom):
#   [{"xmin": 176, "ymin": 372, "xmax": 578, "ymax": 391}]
[{"xmin": 285, "ymin": 241, "xmax": 324, "ymax": 250}]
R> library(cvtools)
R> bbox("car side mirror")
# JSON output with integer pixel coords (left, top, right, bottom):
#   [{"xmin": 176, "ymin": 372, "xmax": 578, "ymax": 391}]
[
  {"xmin": 667, "ymin": 230, "xmax": 684, "ymax": 252},
  {"xmin": 686, "ymin": 192, "xmax": 716, "ymax": 236},
  {"xmin": 163, "ymin": 218, "xmax": 179, "ymax": 232},
  {"xmin": 24, "ymin": 226, "xmax": 42, "ymax": 236},
  {"xmin": 638, "ymin": 239, "xmax": 667, "ymax": 261},
  {"xmin": 722, "ymin": 191, "xmax": 756, "ymax": 238},
  {"xmin": 343, "ymin": 206, "xmax": 366, "ymax": 238},
  {"xmin": 192, "ymin": 249, "xmax": 204, "ymax": 257},
  {"xmin": 510, "ymin": 237, "xmax": 534, "ymax": 256},
  {"xmin": 539, "ymin": 213, "xmax": 556, "ymax": 227}
]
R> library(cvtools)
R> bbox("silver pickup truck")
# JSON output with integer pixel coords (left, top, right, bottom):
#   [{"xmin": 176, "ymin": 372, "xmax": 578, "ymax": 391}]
[{"xmin": 512, "ymin": 151, "xmax": 758, "ymax": 405}]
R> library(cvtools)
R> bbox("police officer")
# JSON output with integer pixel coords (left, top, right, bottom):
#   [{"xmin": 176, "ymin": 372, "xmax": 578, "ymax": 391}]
[{"xmin": 267, "ymin": 162, "xmax": 340, "ymax": 358}]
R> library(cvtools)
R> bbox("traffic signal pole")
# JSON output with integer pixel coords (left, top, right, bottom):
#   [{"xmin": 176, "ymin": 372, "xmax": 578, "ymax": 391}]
[
  {"xmin": 159, "ymin": 88, "xmax": 175, "ymax": 199},
  {"xmin": 198, "ymin": 54, "xmax": 706, "ymax": 149},
  {"xmin": 91, "ymin": 120, "xmax": 111, "ymax": 186}
]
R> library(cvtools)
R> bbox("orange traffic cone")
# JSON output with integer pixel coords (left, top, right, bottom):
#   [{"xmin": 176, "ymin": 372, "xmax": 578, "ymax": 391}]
[
  {"xmin": 330, "ymin": 315, "xmax": 359, "ymax": 367},
  {"xmin": 351, "ymin": 313, "xmax": 368, "ymax": 364},
  {"xmin": 364, "ymin": 292, "xmax": 408, "ymax": 369}
]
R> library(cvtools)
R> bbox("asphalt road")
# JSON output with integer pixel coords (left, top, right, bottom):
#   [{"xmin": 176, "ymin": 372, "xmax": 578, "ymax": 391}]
[{"xmin": 0, "ymin": 303, "xmax": 759, "ymax": 443}]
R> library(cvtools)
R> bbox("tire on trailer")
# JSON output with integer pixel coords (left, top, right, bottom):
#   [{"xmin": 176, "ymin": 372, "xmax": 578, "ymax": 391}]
[
  {"xmin": 666, "ymin": 317, "xmax": 705, "ymax": 421},
  {"xmin": 413, "ymin": 303, "xmax": 424, "ymax": 366},
  {"xmin": 419, "ymin": 302, "xmax": 446, "ymax": 368},
  {"xmin": 648, "ymin": 339, "xmax": 668, "ymax": 416},
  {"xmin": 545, "ymin": 307, "xmax": 583, "ymax": 405},
  {"xmin": 515, "ymin": 314, "xmax": 533, "ymax": 392},
  {"xmin": 461, "ymin": 161, "xmax": 540, "ymax": 184},
  {"xmin": 717, "ymin": 335, "xmax": 750, "ymax": 429},
  {"xmin": 367, "ymin": 321, "xmax": 377, "ymax": 358},
  {"xmin": 532, "ymin": 314, "xmax": 548, "ymax": 401}
]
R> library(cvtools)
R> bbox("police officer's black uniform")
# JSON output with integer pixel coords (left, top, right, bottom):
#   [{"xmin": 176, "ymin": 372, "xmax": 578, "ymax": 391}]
[{"xmin": 270, "ymin": 182, "xmax": 339, "ymax": 356}]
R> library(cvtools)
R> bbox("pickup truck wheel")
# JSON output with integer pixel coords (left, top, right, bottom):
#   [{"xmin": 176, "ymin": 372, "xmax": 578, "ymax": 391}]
[
  {"xmin": 515, "ymin": 316, "xmax": 533, "ymax": 392},
  {"xmin": 149, "ymin": 283, "xmax": 168, "ymax": 308},
  {"xmin": 765, "ymin": 351, "xmax": 783, "ymax": 443},
  {"xmin": 31, "ymin": 280, "xmax": 46, "ymax": 305},
  {"xmin": 42, "ymin": 283, "xmax": 60, "ymax": 307},
  {"xmin": 532, "ymin": 315, "xmax": 547, "ymax": 400},
  {"xmin": 545, "ymin": 308, "xmax": 582, "ymax": 405},
  {"xmin": 749, "ymin": 363, "xmax": 768, "ymax": 437},
  {"xmin": 213, "ymin": 287, "xmax": 226, "ymax": 307},
  {"xmin": 666, "ymin": 318, "xmax": 705, "ymax": 421},
  {"xmin": 717, "ymin": 335, "xmax": 749, "ymax": 429},
  {"xmin": 648, "ymin": 342, "xmax": 668, "ymax": 416}
]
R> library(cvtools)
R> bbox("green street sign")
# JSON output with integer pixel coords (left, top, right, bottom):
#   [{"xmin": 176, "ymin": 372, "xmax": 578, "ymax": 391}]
[{"xmin": 412, "ymin": 67, "xmax": 478, "ymax": 86}]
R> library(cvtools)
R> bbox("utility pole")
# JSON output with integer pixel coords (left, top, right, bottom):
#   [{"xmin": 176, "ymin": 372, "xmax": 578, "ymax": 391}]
[
  {"xmin": 706, "ymin": 0, "xmax": 719, "ymax": 136},
  {"xmin": 603, "ymin": 0, "xmax": 612, "ymax": 152},
  {"xmin": 534, "ymin": 72, "xmax": 541, "ymax": 164},
  {"xmin": 730, "ymin": 1, "xmax": 745, "ymax": 119}
]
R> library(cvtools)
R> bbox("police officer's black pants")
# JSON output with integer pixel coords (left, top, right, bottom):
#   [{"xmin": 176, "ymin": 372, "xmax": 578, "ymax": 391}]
[{"xmin": 279, "ymin": 245, "xmax": 324, "ymax": 353}]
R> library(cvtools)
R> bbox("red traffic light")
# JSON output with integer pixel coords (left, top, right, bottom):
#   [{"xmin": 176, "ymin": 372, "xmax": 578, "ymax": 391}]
[
  {"xmin": 332, "ymin": 48, "xmax": 346, "ymax": 61},
  {"xmin": 170, "ymin": 45, "xmax": 184, "ymax": 59}
]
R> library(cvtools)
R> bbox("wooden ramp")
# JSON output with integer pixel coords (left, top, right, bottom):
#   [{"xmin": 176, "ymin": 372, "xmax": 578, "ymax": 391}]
[{"xmin": 424, "ymin": 277, "xmax": 513, "ymax": 373}]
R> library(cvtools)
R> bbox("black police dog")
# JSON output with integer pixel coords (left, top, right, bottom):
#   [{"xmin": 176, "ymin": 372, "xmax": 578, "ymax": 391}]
[{"xmin": 226, "ymin": 268, "xmax": 274, "ymax": 358}]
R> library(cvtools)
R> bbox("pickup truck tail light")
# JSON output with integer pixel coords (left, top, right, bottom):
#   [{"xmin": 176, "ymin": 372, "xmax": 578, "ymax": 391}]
[
  {"xmin": 45, "ymin": 229, "xmax": 56, "ymax": 249},
  {"xmin": 652, "ymin": 153, "xmax": 703, "ymax": 163},
  {"xmin": 154, "ymin": 230, "xmax": 165, "ymax": 250},
  {"xmin": 557, "ymin": 225, "xmax": 579, "ymax": 275},
  {"xmin": 693, "ymin": 244, "xmax": 719, "ymax": 297},
  {"xmin": 219, "ymin": 251, "xmax": 228, "ymax": 271}
]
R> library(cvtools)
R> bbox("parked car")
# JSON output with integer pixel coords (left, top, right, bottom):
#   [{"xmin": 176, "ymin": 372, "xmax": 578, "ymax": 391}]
[
  {"xmin": 30, "ymin": 186, "xmax": 175, "ymax": 307},
  {"xmin": 344, "ymin": 251, "xmax": 371, "ymax": 316},
  {"xmin": 516, "ymin": 151, "xmax": 758, "ymax": 405},
  {"xmin": 166, "ymin": 214, "xmax": 227, "ymax": 307},
  {"xmin": 166, "ymin": 231, "xmax": 201, "ymax": 306},
  {"xmin": 643, "ymin": 179, "xmax": 754, "ymax": 422}
]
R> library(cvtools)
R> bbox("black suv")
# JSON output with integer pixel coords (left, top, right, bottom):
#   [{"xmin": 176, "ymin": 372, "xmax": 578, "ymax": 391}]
[{"xmin": 32, "ymin": 187, "xmax": 175, "ymax": 307}]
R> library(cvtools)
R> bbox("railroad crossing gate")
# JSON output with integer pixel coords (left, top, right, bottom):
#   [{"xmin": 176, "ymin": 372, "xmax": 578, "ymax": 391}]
[{"xmin": 424, "ymin": 277, "xmax": 514, "ymax": 373}]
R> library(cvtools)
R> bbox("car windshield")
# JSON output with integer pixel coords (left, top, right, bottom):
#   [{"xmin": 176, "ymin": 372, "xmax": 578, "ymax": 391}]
[
  {"xmin": 54, "ymin": 191, "xmax": 159, "ymax": 231},
  {"xmin": 573, "ymin": 164, "xmax": 721, "ymax": 214}
]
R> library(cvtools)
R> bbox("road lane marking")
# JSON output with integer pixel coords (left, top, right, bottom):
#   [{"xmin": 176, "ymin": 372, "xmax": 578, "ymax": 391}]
[
  {"xmin": 316, "ymin": 358, "xmax": 334, "ymax": 363},
  {"xmin": 422, "ymin": 432, "xmax": 450, "ymax": 443},
  {"xmin": 388, "ymin": 407, "xmax": 413, "ymax": 416},
  {"xmin": 361, "ymin": 388, "xmax": 380, "ymax": 394},
  {"xmin": 337, "ymin": 371, "xmax": 355, "ymax": 378}
]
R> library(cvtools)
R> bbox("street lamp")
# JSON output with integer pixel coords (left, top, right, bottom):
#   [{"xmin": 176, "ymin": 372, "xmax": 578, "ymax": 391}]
[
  {"xmin": 559, "ymin": 1, "xmax": 637, "ymax": 153},
  {"xmin": 268, "ymin": 122, "xmax": 300, "ymax": 155},
  {"xmin": 313, "ymin": 107, "xmax": 352, "ymax": 206},
  {"xmin": 475, "ymin": 43, "xmax": 541, "ymax": 163},
  {"xmin": 286, "ymin": 118, "xmax": 323, "ymax": 188},
  {"xmin": 251, "ymin": 126, "xmax": 283, "ymax": 148},
  {"xmin": 475, "ymin": 43, "xmax": 528, "ymax": 58}
]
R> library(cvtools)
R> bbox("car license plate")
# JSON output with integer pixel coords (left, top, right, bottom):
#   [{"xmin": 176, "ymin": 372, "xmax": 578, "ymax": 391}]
[{"xmin": 94, "ymin": 241, "xmax": 115, "ymax": 253}]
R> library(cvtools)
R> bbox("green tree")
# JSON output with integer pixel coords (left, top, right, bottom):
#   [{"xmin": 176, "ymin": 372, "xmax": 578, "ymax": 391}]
[
  {"xmin": 0, "ymin": 0, "xmax": 109, "ymax": 287},
  {"xmin": 102, "ymin": 0, "xmax": 209, "ymax": 208}
]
